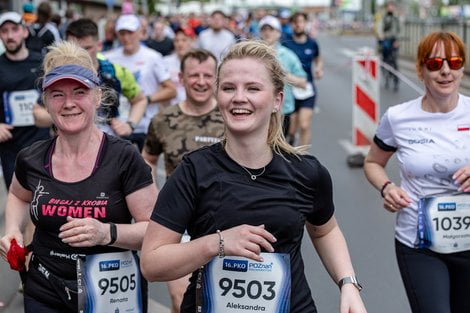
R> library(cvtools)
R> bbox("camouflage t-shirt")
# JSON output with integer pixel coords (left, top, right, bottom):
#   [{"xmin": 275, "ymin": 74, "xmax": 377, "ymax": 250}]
[{"xmin": 144, "ymin": 104, "xmax": 224, "ymax": 176}]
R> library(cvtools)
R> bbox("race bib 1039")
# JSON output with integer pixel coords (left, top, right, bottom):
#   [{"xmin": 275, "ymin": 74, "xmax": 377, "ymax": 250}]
[{"xmin": 418, "ymin": 194, "xmax": 470, "ymax": 253}]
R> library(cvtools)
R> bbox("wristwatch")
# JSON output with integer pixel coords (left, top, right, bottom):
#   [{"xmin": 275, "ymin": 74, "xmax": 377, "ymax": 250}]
[
  {"xmin": 126, "ymin": 121, "xmax": 137, "ymax": 131},
  {"xmin": 338, "ymin": 276, "xmax": 363, "ymax": 292}
]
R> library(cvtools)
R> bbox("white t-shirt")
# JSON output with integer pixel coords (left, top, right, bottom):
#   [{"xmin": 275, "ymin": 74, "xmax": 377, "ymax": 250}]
[
  {"xmin": 104, "ymin": 45, "xmax": 171, "ymax": 133},
  {"xmin": 197, "ymin": 28, "xmax": 235, "ymax": 61},
  {"xmin": 163, "ymin": 53, "xmax": 185, "ymax": 106},
  {"xmin": 375, "ymin": 94, "xmax": 470, "ymax": 248}
]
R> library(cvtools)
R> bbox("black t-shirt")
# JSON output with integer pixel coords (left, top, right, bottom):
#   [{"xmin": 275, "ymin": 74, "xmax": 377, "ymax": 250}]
[
  {"xmin": 15, "ymin": 133, "xmax": 153, "ymax": 279},
  {"xmin": 0, "ymin": 52, "xmax": 49, "ymax": 148},
  {"xmin": 146, "ymin": 37, "xmax": 174, "ymax": 56},
  {"xmin": 152, "ymin": 143, "xmax": 335, "ymax": 313}
]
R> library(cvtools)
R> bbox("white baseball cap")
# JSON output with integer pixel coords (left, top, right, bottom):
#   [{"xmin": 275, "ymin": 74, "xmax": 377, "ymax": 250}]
[
  {"xmin": 115, "ymin": 14, "xmax": 140, "ymax": 32},
  {"xmin": 259, "ymin": 15, "xmax": 281, "ymax": 32},
  {"xmin": 0, "ymin": 12, "xmax": 24, "ymax": 27}
]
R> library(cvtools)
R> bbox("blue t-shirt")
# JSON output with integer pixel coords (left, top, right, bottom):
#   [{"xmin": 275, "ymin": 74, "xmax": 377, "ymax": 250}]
[{"xmin": 283, "ymin": 35, "xmax": 320, "ymax": 83}]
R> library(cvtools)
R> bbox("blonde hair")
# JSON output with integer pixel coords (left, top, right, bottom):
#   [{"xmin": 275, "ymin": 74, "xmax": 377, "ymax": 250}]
[
  {"xmin": 43, "ymin": 41, "xmax": 96, "ymax": 75},
  {"xmin": 217, "ymin": 40, "xmax": 308, "ymax": 157}
]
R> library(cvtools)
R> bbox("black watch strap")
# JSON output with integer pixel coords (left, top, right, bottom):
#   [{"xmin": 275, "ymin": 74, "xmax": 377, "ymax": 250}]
[
  {"xmin": 126, "ymin": 121, "xmax": 136, "ymax": 131},
  {"xmin": 107, "ymin": 222, "xmax": 117, "ymax": 246}
]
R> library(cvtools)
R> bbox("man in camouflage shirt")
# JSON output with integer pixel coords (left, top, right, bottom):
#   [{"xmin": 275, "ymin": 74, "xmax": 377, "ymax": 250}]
[
  {"xmin": 142, "ymin": 48, "xmax": 223, "ymax": 313},
  {"xmin": 143, "ymin": 49, "xmax": 223, "ymax": 177}
]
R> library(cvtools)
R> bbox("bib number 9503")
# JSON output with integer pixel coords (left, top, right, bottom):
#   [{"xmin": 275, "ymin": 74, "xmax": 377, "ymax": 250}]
[
  {"xmin": 219, "ymin": 278, "xmax": 276, "ymax": 300},
  {"xmin": 98, "ymin": 274, "xmax": 136, "ymax": 295}
]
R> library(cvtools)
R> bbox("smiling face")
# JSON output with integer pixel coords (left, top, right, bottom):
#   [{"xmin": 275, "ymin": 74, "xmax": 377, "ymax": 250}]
[
  {"xmin": 421, "ymin": 41, "xmax": 464, "ymax": 99},
  {"xmin": 217, "ymin": 57, "xmax": 282, "ymax": 138},
  {"xmin": 45, "ymin": 79, "xmax": 99, "ymax": 134},
  {"xmin": 180, "ymin": 57, "xmax": 217, "ymax": 106}
]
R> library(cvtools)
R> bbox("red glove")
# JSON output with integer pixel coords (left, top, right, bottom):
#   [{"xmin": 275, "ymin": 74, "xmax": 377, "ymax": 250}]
[{"xmin": 7, "ymin": 239, "xmax": 30, "ymax": 271}]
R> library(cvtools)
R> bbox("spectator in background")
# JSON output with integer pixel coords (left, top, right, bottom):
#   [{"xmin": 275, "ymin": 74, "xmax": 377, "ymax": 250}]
[
  {"xmin": 283, "ymin": 12, "xmax": 323, "ymax": 146},
  {"xmin": 105, "ymin": 14, "xmax": 176, "ymax": 151},
  {"xmin": 377, "ymin": 1, "xmax": 400, "ymax": 91},
  {"xmin": 59, "ymin": 8, "xmax": 75, "ymax": 39},
  {"xmin": 197, "ymin": 10, "xmax": 235, "ymax": 61},
  {"xmin": 278, "ymin": 9, "xmax": 293, "ymax": 41},
  {"xmin": 101, "ymin": 18, "xmax": 118, "ymax": 52},
  {"xmin": 139, "ymin": 16, "xmax": 151, "ymax": 44},
  {"xmin": 258, "ymin": 15, "xmax": 307, "ymax": 138},
  {"xmin": 147, "ymin": 20, "xmax": 174, "ymax": 56},
  {"xmin": 26, "ymin": 1, "xmax": 61, "ymax": 55},
  {"xmin": 21, "ymin": 2, "xmax": 36, "ymax": 25},
  {"xmin": 163, "ymin": 26, "xmax": 196, "ymax": 106},
  {"xmin": 0, "ymin": 11, "xmax": 50, "ymax": 189}
]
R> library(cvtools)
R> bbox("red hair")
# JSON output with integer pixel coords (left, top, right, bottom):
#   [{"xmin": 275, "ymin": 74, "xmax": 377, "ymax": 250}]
[{"xmin": 416, "ymin": 31, "xmax": 466, "ymax": 78}]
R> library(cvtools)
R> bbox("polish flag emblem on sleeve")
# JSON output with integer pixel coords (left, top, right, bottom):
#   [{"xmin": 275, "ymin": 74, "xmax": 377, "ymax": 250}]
[{"xmin": 458, "ymin": 124, "xmax": 470, "ymax": 131}]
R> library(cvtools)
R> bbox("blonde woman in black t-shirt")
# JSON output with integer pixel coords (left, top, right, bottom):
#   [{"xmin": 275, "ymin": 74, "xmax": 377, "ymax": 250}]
[{"xmin": 141, "ymin": 41, "xmax": 367, "ymax": 313}]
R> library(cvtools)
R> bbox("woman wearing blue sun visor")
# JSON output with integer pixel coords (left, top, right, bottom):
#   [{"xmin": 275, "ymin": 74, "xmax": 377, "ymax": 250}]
[{"xmin": 0, "ymin": 41, "xmax": 157, "ymax": 313}]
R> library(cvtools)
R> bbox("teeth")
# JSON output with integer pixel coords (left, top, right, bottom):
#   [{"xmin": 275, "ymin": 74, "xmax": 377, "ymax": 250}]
[{"xmin": 232, "ymin": 108, "xmax": 251, "ymax": 114}]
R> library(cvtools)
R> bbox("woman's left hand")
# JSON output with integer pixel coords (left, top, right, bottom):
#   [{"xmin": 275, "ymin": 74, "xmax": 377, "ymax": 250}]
[
  {"xmin": 453, "ymin": 166, "xmax": 470, "ymax": 192},
  {"xmin": 340, "ymin": 284, "xmax": 367, "ymax": 313},
  {"xmin": 59, "ymin": 216, "xmax": 109, "ymax": 247}
]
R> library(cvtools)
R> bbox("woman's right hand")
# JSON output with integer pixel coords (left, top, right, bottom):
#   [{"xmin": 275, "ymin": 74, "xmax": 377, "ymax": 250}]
[
  {"xmin": 219, "ymin": 224, "xmax": 277, "ymax": 262},
  {"xmin": 382, "ymin": 183, "xmax": 412, "ymax": 213},
  {"xmin": 0, "ymin": 232, "xmax": 24, "ymax": 261}
]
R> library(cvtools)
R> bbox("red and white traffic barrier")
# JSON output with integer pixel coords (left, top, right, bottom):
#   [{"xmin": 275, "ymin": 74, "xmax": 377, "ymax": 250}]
[{"xmin": 352, "ymin": 49, "xmax": 380, "ymax": 146}]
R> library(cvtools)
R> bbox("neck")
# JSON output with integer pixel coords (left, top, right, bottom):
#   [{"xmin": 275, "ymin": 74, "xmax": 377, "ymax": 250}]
[
  {"xmin": 56, "ymin": 127, "xmax": 102, "ymax": 157},
  {"xmin": 179, "ymin": 97, "xmax": 217, "ymax": 116},
  {"xmin": 293, "ymin": 33, "xmax": 307, "ymax": 43},
  {"xmin": 6, "ymin": 45, "xmax": 29, "ymax": 61},
  {"xmin": 422, "ymin": 92, "xmax": 459, "ymax": 113},
  {"xmin": 124, "ymin": 44, "xmax": 140, "ymax": 56},
  {"xmin": 224, "ymin": 134, "xmax": 272, "ymax": 168}
]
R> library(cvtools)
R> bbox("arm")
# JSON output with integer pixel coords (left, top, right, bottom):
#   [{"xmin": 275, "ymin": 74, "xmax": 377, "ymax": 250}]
[
  {"xmin": 286, "ymin": 73, "xmax": 307, "ymax": 89},
  {"xmin": 110, "ymin": 91, "xmax": 147, "ymax": 137},
  {"xmin": 141, "ymin": 222, "xmax": 276, "ymax": 282},
  {"xmin": 59, "ymin": 183, "xmax": 158, "ymax": 250},
  {"xmin": 142, "ymin": 149, "xmax": 160, "ymax": 187},
  {"xmin": 307, "ymin": 216, "xmax": 367, "ymax": 313},
  {"xmin": 33, "ymin": 104, "xmax": 54, "ymax": 128},
  {"xmin": 148, "ymin": 79, "xmax": 177, "ymax": 104},
  {"xmin": 313, "ymin": 55, "xmax": 324, "ymax": 80},
  {"xmin": 287, "ymin": 52, "xmax": 308, "ymax": 88},
  {"xmin": 0, "ymin": 175, "xmax": 33, "ymax": 259},
  {"xmin": 363, "ymin": 142, "xmax": 411, "ymax": 211},
  {"xmin": 0, "ymin": 123, "xmax": 13, "ymax": 142}
]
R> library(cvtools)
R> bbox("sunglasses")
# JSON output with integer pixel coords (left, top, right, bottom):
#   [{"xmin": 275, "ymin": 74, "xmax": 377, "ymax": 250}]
[{"xmin": 424, "ymin": 56, "xmax": 464, "ymax": 71}]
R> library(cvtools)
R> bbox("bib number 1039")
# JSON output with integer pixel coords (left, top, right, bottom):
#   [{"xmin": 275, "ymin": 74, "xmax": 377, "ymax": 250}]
[
  {"xmin": 202, "ymin": 253, "xmax": 291, "ymax": 313},
  {"xmin": 418, "ymin": 194, "xmax": 470, "ymax": 253}
]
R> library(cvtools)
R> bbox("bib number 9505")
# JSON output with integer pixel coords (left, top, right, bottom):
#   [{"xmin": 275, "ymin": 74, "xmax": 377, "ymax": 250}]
[
  {"xmin": 219, "ymin": 278, "xmax": 276, "ymax": 300},
  {"xmin": 98, "ymin": 273, "xmax": 137, "ymax": 295}
]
